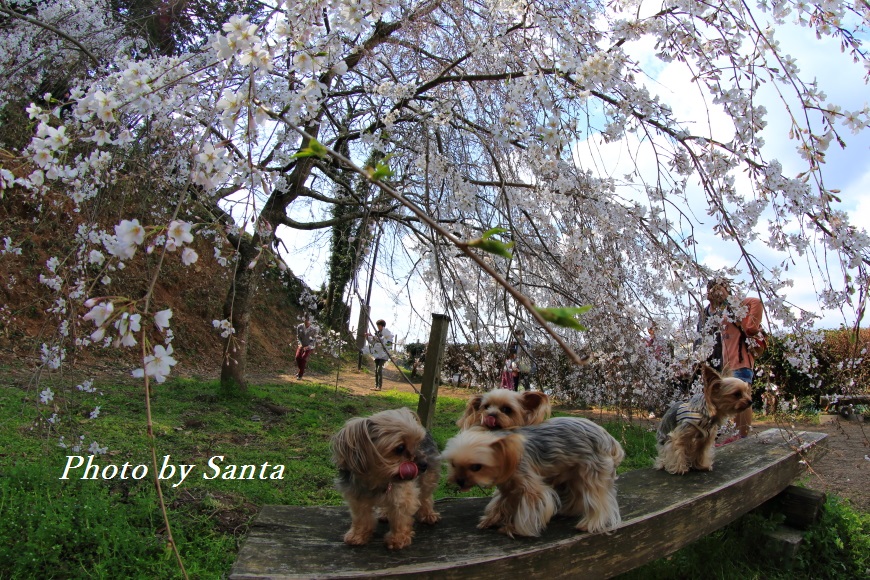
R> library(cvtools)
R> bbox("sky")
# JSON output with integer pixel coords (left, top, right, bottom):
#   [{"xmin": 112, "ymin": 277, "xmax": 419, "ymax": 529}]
[
  {"xmin": 276, "ymin": 221, "xmax": 436, "ymax": 344},
  {"xmin": 638, "ymin": 20, "xmax": 870, "ymax": 330},
  {"xmin": 267, "ymin": 14, "xmax": 870, "ymax": 344}
]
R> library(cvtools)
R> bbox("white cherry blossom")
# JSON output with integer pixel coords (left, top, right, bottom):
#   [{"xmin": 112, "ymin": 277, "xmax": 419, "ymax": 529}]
[{"xmin": 154, "ymin": 309, "xmax": 173, "ymax": 332}]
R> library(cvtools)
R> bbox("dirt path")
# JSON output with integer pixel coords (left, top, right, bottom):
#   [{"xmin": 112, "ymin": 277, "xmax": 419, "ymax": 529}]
[
  {"xmin": 781, "ymin": 417, "xmax": 870, "ymax": 512},
  {"xmin": 255, "ymin": 363, "xmax": 475, "ymax": 400}
]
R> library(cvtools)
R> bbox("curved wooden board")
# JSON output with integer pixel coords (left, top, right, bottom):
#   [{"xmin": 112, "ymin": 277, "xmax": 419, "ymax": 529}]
[{"xmin": 230, "ymin": 428, "xmax": 827, "ymax": 579}]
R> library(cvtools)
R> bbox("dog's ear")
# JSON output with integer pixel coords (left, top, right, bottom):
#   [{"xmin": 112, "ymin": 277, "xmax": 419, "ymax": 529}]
[
  {"xmin": 490, "ymin": 433, "xmax": 524, "ymax": 484},
  {"xmin": 331, "ymin": 417, "xmax": 377, "ymax": 473},
  {"xmin": 403, "ymin": 407, "xmax": 423, "ymax": 425},
  {"xmin": 456, "ymin": 395, "xmax": 484, "ymax": 429},
  {"xmin": 520, "ymin": 391, "xmax": 551, "ymax": 423},
  {"xmin": 701, "ymin": 365, "xmax": 721, "ymax": 415}
]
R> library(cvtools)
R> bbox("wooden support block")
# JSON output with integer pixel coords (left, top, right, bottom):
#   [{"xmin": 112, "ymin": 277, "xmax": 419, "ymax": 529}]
[
  {"xmin": 757, "ymin": 485, "xmax": 827, "ymax": 530},
  {"xmin": 230, "ymin": 429, "xmax": 827, "ymax": 580},
  {"xmin": 760, "ymin": 524, "xmax": 804, "ymax": 570}
]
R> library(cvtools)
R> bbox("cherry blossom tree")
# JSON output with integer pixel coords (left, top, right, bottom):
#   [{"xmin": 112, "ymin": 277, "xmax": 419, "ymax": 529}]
[
  {"xmin": 2, "ymin": 0, "xmax": 869, "ymax": 397},
  {"xmin": 3, "ymin": 1, "xmax": 870, "ymax": 573}
]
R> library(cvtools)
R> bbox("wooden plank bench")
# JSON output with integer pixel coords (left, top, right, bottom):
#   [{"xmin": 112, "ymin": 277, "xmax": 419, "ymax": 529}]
[{"xmin": 230, "ymin": 428, "xmax": 826, "ymax": 579}]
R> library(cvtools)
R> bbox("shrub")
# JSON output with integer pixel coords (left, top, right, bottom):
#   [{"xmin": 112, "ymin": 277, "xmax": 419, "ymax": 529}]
[
  {"xmin": 796, "ymin": 496, "xmax": 870, "ymax": 578},
  {"xmin": 622, "ymin": 499, "xmax": 870, "ymax": 580},
  {"xmin": 757, "ymin": 329, "xmax": 870, "ymax": 412}
]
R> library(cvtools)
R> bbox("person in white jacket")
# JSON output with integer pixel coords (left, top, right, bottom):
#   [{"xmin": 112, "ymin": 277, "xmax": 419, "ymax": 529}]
[{"xmin": 365, "ymin": 319, "xmax": 394, "ymax": 390}]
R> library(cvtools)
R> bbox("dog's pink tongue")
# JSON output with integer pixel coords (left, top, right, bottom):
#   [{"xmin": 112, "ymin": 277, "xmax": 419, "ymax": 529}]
[
  {"xmin": 484, "ymin": 415, "xmax": 498, "ymax": 428},
  {"xmin": 398, "ymin": 461, "xmax": 418, "ymax": 480}
]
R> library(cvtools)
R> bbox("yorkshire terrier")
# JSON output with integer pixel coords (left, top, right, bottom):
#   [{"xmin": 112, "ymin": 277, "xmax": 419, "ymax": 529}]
[
  {"xmin": 331, "ymin": 407, "xmax": 441, "ymax": 549},
  {"xmin": 443, "ymin": 417, "xmax": 624, "ymax": 537},
  {"xmin": 655, "ymin": 365, "xmax": 753, "ymax": 475},
  {"xmin": 456, "ymin": 389, "xmax": 551, "ymax": 430}
]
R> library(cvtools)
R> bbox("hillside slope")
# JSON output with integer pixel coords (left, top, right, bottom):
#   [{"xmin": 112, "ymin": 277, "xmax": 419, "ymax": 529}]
[{"xmin": 0, "ymin": 186, "xmax": 307, "ymax": 378}]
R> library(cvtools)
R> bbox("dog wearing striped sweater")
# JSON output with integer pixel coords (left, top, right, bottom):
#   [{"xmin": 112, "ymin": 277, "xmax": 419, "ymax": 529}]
[{"xmin": 655, "ymin": 365, "xmax": 752, "ymax": 475}]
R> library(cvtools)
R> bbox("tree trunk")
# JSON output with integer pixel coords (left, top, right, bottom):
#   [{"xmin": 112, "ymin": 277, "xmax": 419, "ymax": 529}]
[
  {"xmin": 220, "ymin": 239, "xmax": 262, "ymax": 392},
  {"xmin": 215, "ymin": 18, "xmax": 407, "ymax": 389}
]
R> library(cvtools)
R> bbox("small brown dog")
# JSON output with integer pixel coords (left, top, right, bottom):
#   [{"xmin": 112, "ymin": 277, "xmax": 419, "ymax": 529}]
[
  {"xmin": 443, "ymin": 417, "xmax": 624, "ymax": 537},
  {"xmin": 456, "ymin": 389, "xmax": 551, "ymax": 430},
  {"xmin": 655, "ymin": 365, "xmax": 753, "ymax": 475},
  {"xmin": 331, "ymin": 407, "xmax": 441, "ymax": 549}
]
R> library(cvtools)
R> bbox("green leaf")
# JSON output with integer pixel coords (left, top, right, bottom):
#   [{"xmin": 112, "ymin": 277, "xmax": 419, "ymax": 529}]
[
  {"xmin": 291, "ymin": 138, "xmax": 328, "ymax": 159},
  {"xmin": 364, "ymin": 155, "xmax": 395, "ymax": 181},
  {"xmin": 467, "ymin": 228, "xmax": 514, "ymax": 259},
  {"xmin": 535, "ymin": 305, "xmax": 592, "ymax": 331},
  {"xmin": 481, "ymin": 227, "xmax": 508, "ymax": 239},
  {"xmin": 466, "ymin": 226, "xmax": 513, "ymax": 259},
  {"xmin": 469, "ymin": 238, "xmax": 514, "ymax": 259},
  {"xmin": 371, "ymin": 161, "xmax": 394, "ymax": 180}
]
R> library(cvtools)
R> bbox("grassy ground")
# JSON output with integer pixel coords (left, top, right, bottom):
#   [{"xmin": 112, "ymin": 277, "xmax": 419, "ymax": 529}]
[
  {"xmin": 0, "ymin": 376, "xmax": 503, "ymax": 578},
  {"xmin": 1, "ymin": 375, "xmax": 867, "ymax": 579}
]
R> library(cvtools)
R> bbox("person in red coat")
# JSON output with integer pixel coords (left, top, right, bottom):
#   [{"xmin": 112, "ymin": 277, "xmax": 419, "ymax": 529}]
[{"xmin": 699, "ymin": 277, "xmax": 764, "ymax": 440}]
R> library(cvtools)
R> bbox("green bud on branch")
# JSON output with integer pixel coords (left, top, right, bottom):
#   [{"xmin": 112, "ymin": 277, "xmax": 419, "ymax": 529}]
[{"xmin": 535, "ymin": 305, "xmax": 592, "ymax": 331}]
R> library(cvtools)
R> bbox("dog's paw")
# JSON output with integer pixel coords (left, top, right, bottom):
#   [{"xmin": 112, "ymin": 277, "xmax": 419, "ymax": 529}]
[
  {"xmin": 497, "ymin": 525, "xmax": 518, "ymax": 538},
  {"xmin": 577, "ymin": 516, "xmax": 618, "ymax": 535},
  {"xmin": 477, "ymin": 515, "xmax": 500, "ymax": 529},
  {"xmin": 416, "ymin": 509, "xmax": 441, "ymax": 525},
  {"xmin": 343, "ymin": 529, "xmax": 372, "ymax": 546},
  {"xmin": 666, "ymin": 465, "xmax": 690, "ymax": 475},
  {"xmin": 384, "ymin": 530, "xmax": 413, "ymax": 550}
]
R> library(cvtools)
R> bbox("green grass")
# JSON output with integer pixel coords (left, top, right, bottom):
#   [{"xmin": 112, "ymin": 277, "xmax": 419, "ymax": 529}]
[
  {"xmin": 0, "ymin": 377, "xmax": 494, "ymax": 578},
  {"xmin": 0, "ymin": 377, "xmax": 867, "ymax": 579},
  {"xmin": 619, "ymin": 498, "xmax": 870, "ymax": 579}
]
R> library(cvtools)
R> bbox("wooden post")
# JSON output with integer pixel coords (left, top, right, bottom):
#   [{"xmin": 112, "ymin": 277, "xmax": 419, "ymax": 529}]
[{"xmin": 417, "ymin": 313, "xmax": 450, "ymax": 430}]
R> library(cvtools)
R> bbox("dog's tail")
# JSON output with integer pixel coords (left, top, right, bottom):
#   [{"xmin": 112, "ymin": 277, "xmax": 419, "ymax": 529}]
[
  {"xmin": 599, "ymin": 428, "xmax": 625, "ymax": 471},
  {"xmin": 609, "ymin": 437, "xmax": 625, "ymax": 469}
]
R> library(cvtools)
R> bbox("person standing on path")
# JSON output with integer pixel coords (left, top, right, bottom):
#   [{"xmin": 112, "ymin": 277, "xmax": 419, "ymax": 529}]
[
  {"xmin": 698, "ymin": 277, "xmax": 764, "ymax": 442},
  {"xmin": 508, "ymin": 328, "xmax": 533, "ymax": 390},
  {"xmin": 295, "ymin": 317, "xmax": 319, "ymax": 380},
  {"xmin": 365, "ymin": 319, "xmax": 394, "ymax": 390}
]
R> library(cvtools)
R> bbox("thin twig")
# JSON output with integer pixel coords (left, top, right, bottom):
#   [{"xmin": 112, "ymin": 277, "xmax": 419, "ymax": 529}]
[
  {"xmin": 0, "ymin": 4, "xmax": 101, "ymax": 66},
  {"xmin": 140, "ymin": 341, "xmax": 189, "ymax": 580}
]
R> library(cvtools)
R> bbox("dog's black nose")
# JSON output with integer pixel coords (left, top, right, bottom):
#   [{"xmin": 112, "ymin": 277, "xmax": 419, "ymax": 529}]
[
  {"xmin": 416, "ymin": 461, "xmax": 428, "ymax": 472},
  {"xmin": 455, "ymin": 478, "xmax": 465, "ymax": 489}
]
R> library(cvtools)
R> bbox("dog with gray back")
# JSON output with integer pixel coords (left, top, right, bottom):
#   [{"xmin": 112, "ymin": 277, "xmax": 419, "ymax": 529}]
[
  {"xmin": 443, "ymin": 416, "xmax": 624, "ymax": 537},
  {"xmin": 655, "ymin": 365, "xmax": 753, "ymax": 475}
]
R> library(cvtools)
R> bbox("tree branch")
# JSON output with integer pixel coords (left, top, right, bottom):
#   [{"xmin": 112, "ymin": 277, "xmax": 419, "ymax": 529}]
[{"xmin": 0, "ymin": 3, "xmax": 101, "ymax": 66}]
